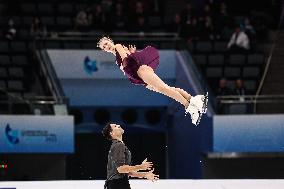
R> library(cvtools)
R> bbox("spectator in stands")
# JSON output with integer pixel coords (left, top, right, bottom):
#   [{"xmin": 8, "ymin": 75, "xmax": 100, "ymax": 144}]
[
  {"xmin": 132, "ymin": 15, "xmax": 149, "ymax": 33},
  {"xmin": 101, "ymin": 0, "xmax": 114, "ymax": 30},
  {"xmin": 234, "ymin": 78, "xmax": 247, "ymax": 97},
  {"xmin": 233, "ymin": 78, "xmax": 249, "ymax": 112},
  {"xmin": 202, "ymin": 3, "xmax": 212, "ymax": 18},
  {"xmin": 130, "ymin": 1, "xmax": 148, "ymax": 28},
  {"xmin": 130, "ymin": 0, "xmax": 162, "ymax": 16},
  {"xmin": 243, "ymin": 17, "xmax": 255, "ymax": 34},
  {"xmin": 206, "ymin": 0, "xmax": 220, "ymax": 13},
  {"xmin": 111, "ymin": 3, "xmax": 127, "ymax": 31},
  {"xmin": 167, "ymin": 13, "xmax": 182, "ymax": 34},
  {"xmin": 167, "ymin": 13, "xmax": 198, "ymax": 40},
  {"xmin": 227, "ymin": 25, "xmax": 250, "ymax": 53},
  {"xmin": 5, "ymin": 18, "xmax": 17, "ymax": 40},
  {"xmin": 180, "ymin": 2, "xmax": 196, "ymax": 25},
  {"xmin": 74, "ymin": 9, "xmax": 91, "ymax": 32},
  {"xmin": 199, "ymin": 16, "xmax": 214, "ymax": 39},
  {"xmin": 216, "ymin": 78, "xmax": 232, "ymax": 96},
  {"xmin": 214, "ymin": 2, "xmax": 230, "ymax": 39},
  {"xmin": 179, "ymin": 17, "xmax": 198, "ymax": 41},
  {"xmin": 92, "ymin": 4, "xmax": 106, "ymax": 31},
  {"xmin": 216, "ymin": 78, "xmax": 231, "ymax": 114},
  {"xmin": 129, "ymin": 0, "xmax": 150, "ymax": 14},
  {"xmin": 103, "ymin": 0, "xmax": 115, "ymax": 12},
  {"xmin": 136, "ymin": 1, "xmax": 147, "ymax": 17},
  {"xmin": 30, "ymin": 17, "xmax": 47, "ymax": 38},
  {"xmin": 241, "ymin": 17, "xmax": 256, "ymax": 39},
  {"xmin": 86, "ymin": 7, "xmax": 94, "ymax": 26},
  {"xmin": 151, "ymin": 0, "xmax": 164, "ymax": 16}
]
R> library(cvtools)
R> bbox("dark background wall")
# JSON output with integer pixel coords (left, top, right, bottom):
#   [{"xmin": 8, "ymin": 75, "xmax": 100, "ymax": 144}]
[{"xmin": 0, "ymin": 154, "xmax": 66, "ymax": 181}]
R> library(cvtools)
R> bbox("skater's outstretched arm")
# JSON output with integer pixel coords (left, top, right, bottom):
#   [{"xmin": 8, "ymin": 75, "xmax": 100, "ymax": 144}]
[
  {"xmin": 129, "ymin": 169, "xmax": 159, "ymax": 182},
  {"xmin": 117, "ymin": 158, "xmax": 153, "ymax": 173}
]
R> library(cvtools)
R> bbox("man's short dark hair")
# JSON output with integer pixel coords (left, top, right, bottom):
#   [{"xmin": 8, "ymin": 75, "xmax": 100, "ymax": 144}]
[{"xmin": 102, "ymin": 122, "xmax": 113, "ymax": 140}]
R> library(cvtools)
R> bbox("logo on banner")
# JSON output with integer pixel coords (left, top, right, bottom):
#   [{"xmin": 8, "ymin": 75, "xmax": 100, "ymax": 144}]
[
  {"xmin": 4, "ymin": 123, "xmax": 58, "ymax": 146},
  {"xmin": 83, "ymin": 56, "xmax": 98, "ymax": 75},
  {"xmin": 5, "ymin": 124, "xmax": 19, "ymax": 145}
]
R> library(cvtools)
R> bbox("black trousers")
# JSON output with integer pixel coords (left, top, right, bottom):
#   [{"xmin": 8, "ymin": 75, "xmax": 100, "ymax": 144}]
[{"xmin": 106, "ymin": 177, "xmax": 131, "ymax": 189}]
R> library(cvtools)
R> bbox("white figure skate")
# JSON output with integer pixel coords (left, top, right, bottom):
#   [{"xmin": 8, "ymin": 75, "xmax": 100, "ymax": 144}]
[{"xmin": 185, "ymin": 92, "xmax": 208, "ymax": 125}]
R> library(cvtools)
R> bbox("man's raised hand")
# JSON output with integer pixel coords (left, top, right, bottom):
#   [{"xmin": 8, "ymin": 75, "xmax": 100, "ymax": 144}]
[{"xmin": 139, "ymin": 158, "xmax": 153, "ymax": 170}]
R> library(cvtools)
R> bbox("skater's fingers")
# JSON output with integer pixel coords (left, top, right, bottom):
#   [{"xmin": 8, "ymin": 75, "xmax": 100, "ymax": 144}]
[{"xmin": 142, "ymin": 158, "xmax": 148, "ymax": 163}]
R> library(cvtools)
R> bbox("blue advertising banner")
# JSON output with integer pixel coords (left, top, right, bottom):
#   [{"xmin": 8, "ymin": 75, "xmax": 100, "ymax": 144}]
[
  {"xmin": 214, "ymin": 115, "xmax": 284, "ymax": 152},
  {"xmin": 0, "ymin": 116, "xmax": 74, "ymax": 153},
  {"xmin": 47, "ymin": 49, "xmax": 175, "ymax": 79},
  {"xmin": 47, "ymin": 49, "xmax": 176, "ymax": 106}
]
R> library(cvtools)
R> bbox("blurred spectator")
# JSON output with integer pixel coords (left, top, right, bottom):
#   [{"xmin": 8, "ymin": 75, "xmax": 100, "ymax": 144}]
[
  {"xmin": 234, "ymin": 78, "xmax": 248, "ymax": 112},
  {"xmin": 92, "ymin": 4, "xmax": 106, "ymax": 31},
  {"xmin": 133, "ymin": 1, "xmax": 147, "ymax": 18},
  {"xmin": 169, "ymin": 13, "xmax": 198, "ymax": 41},
  {"xmin": 216, "ymin": 78, "xmax": 232, "ymax": 114},
  {"xmin": 199, "ymin": 16, "xmax": 214, "ymax": 39},
  {"xmin": 30, "ymin": 17, "xmax": 47, "ymax": 37},
  {"xmin": 129, "ymin": 0, "xmax": 150, "ymax": 14},
  {"xmin": 5, "ymin": 18, "xmax": 17, "ymax": 40},
  {"xmin": 206, "ymin": 0, "xmax": 220, "ymax": 13},
  {"xmin": 132, "ymin": 15, "xmax": 149, "ymax": 33},
  {"xmin": 98, "ymin": 1, "xmax": 113, "ymax": 31},
  {"xmin": 151, "ymin": 0, "xmax": 164, "ymax": 16},
  {"xmin": 243, "ymin": 17, "xmax": 255, "ymax": 34},
  {"xmin": 216, "ymin": 78, "xmax": 232, "ymax": 96},
  {"xmin": 86, "ymin": 7, "xmax": 94, "ymax": 25},
  {"xmin": 111, "ymin": 3, "xmax": 127, "ymax": 31},
  {"xmin": 101, "ymin": 0, "xmax": 114, "ymax": 13},
  {"xmin": 202, "ymin": 3, "xmax": 212, "ymax": 18},
  {"xmin": 214, "ymin": 2, "xmax": 230, "ymax": 39},
  {"xmin": 234, "ymin": 78, "xmax": 247, "ymax": 97},
  {"xmin": 253, "ymin": 15, "xmax": 269, "ymax": 42},
  {"xmin": 130, "ymin": 0, "xmax": 162, "ymax": 15},
  {"xmin": 74, "ymin": 9, "xmax": 91, "ymax": 31},
  {"xmin": 241, "ymin": 17, "xmax": 256, "ymax": 39},
  {"xmin": 129, "ymin": 1, "xmax": 148, "ymax": 30},
  {"xmin": 180, "ymin": 2, "xmax": 196, "ymax": 25},
  {"xmin": 167, "ymin": 13, "xmax": 182, "ymax": 33},
  {"xmin": 180, "ymin": 17, "xmax": 198, "ymax": 41},
  {"xmin": 227, "ymin": 26, "xmax": 250, "ymax": 53}
]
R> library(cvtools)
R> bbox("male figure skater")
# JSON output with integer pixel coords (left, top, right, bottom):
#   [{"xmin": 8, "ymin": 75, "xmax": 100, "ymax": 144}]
[{"xmin": 102, "ymin": 122, "xmax": 159, "ymax": 189}]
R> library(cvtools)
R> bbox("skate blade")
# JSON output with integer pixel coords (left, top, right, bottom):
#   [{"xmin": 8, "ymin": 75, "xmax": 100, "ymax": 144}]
[{"xmin": 202, "ymin": 92, "xmax": 208, "ymax": 114}]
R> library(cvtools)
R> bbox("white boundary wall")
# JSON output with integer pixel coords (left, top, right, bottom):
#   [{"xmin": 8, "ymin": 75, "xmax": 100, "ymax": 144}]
[{"xmin": 0, "ymin": 180, "xmax": 284, "ymax": 189}]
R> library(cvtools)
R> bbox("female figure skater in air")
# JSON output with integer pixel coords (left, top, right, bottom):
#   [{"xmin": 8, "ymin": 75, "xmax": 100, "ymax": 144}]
[{"xmin": 97, "ymin": 37, "xmax": 208, "ymax": 125}]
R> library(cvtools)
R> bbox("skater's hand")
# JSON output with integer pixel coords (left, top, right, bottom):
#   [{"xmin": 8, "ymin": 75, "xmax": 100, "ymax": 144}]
[
  {"xmin": 122, "ymin": 45, "xmax": 128, "ymax": 51},
  {"xmin": 139, "ymin": 158, "xmax": 153, "ymax": 170},
  {"xmin": 122, "ymin": 45, "xmax": 131, "ymax": 55},
  {"xmin": 145, "ymin": 169, "xmax": 159, "ymax": 182},
  {"xmin": 129, "ymin": 45, "xmax": 136, "ymax": 53}
]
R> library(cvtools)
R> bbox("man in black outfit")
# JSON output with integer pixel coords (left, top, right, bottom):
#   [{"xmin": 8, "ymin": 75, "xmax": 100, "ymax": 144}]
[{"xmin": 102, "ymin": 123, "xmax": 159, "ymax": 189}]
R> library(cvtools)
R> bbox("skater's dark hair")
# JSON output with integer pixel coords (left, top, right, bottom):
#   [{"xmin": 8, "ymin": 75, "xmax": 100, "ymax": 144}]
[{"xmin": 102, "ymin": 122, "xmax": 113, "ymax": 140}]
